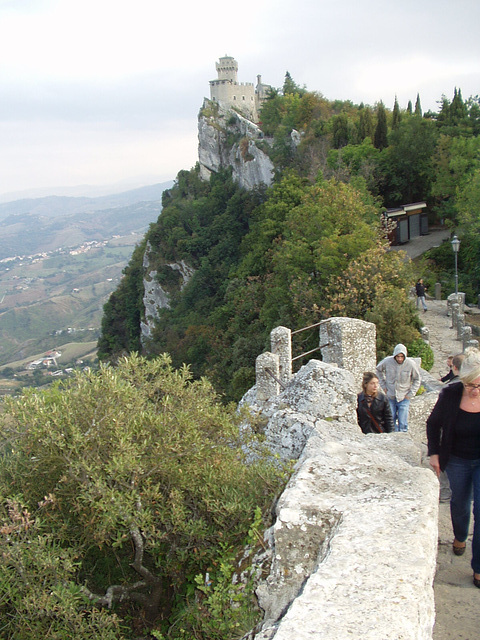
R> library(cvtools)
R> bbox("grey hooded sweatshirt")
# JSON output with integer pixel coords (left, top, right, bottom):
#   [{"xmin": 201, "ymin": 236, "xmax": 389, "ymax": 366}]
[{"xmin": 376, "ymin": 344, "xmax": 421, "ymax": 402}]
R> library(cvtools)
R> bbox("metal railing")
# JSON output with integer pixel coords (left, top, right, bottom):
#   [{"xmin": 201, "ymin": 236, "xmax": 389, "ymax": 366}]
[
  {"xmin": 291, "ymin": 320, "xmax": 329, "ymax": 363},
  {"xmin": 265, "ymin": 367, "xmax": 286, "ymax": 390}
]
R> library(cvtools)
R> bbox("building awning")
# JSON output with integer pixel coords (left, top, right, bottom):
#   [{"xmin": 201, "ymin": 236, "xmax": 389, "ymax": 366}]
[{"xmin": 384, "ymin": 202, "xmax": 427, "ymax": 218}]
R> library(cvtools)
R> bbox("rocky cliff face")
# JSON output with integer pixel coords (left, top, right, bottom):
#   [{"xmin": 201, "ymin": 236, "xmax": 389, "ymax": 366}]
[
  {"xmin": 198, "ymin": 99, "xmax": 275, "ymax": 190},
  {"xmin": 141, "ymin": 99, "xmax": 275, "ymax": 343},
  {"xmin": 140, "ymin": 241, "xmax": 195, "ymax": 342}
]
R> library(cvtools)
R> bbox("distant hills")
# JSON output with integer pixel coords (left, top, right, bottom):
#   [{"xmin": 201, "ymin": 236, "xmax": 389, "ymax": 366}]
[
  {"xmin": 0, "ymin": 180, "xmax": 173, "ymax": 375},
  {"xmin": 0, "ymin": 181, "xmax": 173, "ymax": 260},
  {"xmin": 0, "ymin": 182, "xmax": 173, "ymax": 221}
]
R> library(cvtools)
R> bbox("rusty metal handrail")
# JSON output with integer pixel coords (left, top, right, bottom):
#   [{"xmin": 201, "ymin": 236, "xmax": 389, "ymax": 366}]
[
  {"xmin": 291, "ymin": 342, "xmax": 329, "ymax": 362},
  {"xmin": 265, "ymin": 367, "xmax": 286, "ymax": 389},
  {"xmin": 291, "ymin": 320, "xmax": 327, "ymax": 335}
]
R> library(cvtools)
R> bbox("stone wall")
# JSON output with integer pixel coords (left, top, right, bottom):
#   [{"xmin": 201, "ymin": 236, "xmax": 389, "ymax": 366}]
[{"xmin": 243, "ymin": 319, "xmax": 439, "ymax": 639}]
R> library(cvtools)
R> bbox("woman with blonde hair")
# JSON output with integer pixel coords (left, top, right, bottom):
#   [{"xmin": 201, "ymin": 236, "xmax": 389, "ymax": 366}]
[
  {"xmin": 427, "ymin": 347, "xmax": 480, "ymax": 588},
  {"xmin": 356, "ymin": 372, "xmax": 393, "ymax": 434}
]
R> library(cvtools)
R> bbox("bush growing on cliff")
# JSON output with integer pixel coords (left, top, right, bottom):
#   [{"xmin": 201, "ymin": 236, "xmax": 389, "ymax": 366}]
[
  {"xmin": 0, "ymin": 354, "xmax": 288, "ymax": 637},
  {"xmin": 407, "ymin": 337, "xmax": 435, "ymax": 371}
]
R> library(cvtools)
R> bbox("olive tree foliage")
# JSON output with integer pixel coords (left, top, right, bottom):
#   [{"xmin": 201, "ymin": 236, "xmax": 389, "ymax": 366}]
[{"xmin": 0, "ymin": 355, "xmax": 287, "ymax": 636}]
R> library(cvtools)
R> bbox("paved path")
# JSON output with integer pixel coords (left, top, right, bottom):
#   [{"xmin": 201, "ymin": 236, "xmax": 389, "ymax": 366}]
[{"xmin": 417, "ymin": 298, "xmax": 479, "ymax": 639}]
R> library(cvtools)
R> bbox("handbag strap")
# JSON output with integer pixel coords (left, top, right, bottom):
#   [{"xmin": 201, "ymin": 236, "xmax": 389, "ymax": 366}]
[{"xmin": 364, "ymin": 401, "xmax": 384, "ymax": 433}]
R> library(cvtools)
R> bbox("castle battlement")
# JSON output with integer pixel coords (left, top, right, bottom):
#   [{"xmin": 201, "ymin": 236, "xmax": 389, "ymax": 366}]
[{"xmin": 209, "ymin": 55, "xmax": 271, "ymax": 122}]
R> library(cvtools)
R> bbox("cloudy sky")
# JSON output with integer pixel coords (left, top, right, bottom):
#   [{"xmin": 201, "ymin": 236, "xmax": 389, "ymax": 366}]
[{"xmin": 0, "ymin": 0, "xmax": 479, "ymax": 199}]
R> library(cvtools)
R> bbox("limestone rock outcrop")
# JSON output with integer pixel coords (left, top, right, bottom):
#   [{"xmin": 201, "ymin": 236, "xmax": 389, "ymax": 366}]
[
  {"xmin": 198, "ymin": 99, "xmax": 274, "ymax": 190},
  {"xmin": 140, "ymin": 241, "xmax": 195, "ymax": 341}
]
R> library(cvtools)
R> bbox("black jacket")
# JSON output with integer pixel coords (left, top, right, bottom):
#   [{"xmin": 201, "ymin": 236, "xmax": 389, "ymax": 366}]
[
  {"xmin": 440, "ymin": 369, "xmax": 455, "ymax": 383},
  {"xmin": 416, "ymin": 282, "xmax": 426, "ymax": 297},
  {"xmin": 357, "ymin": 392, "xmax": 394, "ymax": 434},
  {"xmin": 426, "ymin": 381, "xmax": 463, "ymax": 470}
]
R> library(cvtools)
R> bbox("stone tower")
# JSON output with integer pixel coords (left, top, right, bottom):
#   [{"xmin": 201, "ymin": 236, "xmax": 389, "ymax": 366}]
[
  {"xmin": 215, "ymin": 55, "xmax": 238, "ymax": 82},
  {"xmin": 209, "ymin": 55, "xmax": 270, "ymax": 122}
]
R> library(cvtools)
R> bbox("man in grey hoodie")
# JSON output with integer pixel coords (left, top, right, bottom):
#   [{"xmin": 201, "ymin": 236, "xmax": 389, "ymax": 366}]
[{"xmin": 376, "ymin": 344, "xmax": 421, "ymax": 432}]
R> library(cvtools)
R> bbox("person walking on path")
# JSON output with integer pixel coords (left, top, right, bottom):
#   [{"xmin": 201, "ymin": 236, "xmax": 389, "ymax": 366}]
[
  {"xmin": 416, "ymin": 278, "xmax": 428, "ymax": 312},
  {"xmin": 439, "ymin": 354, "xmax": 466, "ymax": 502},
  {"xmin": 376, "ymin": 343, "xmax": 421, "ymax": 432},
  {"xmin": 356, "ymin": 372, "xmax": 394, "ymax": 434},
  {"xmin": 427, "ymin": 347, "xmax": 480, "ymax": 589}
]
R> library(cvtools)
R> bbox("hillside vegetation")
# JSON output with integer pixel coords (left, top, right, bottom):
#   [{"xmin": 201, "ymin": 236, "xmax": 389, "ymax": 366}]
[{"xmin": 99, "ymin": 79, "xmax": 480, "ymax": 401}]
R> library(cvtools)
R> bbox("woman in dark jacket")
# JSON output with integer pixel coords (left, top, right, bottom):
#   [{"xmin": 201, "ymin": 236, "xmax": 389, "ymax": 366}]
[
  {"xmin": 357, "ymin": 372, "xmax": 394, "ymax": 434},
  {"xmin": 427, "ymin": 347, "xmax": 480, "ymax": 588}
]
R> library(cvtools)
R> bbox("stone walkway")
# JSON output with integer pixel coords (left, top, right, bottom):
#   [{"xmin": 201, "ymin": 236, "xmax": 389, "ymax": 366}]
[{"xmin": 417, "ymin": 298, "xmax": 479, "ymax": 640}]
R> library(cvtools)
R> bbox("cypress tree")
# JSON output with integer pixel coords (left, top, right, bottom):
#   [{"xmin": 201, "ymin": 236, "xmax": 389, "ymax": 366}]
[
  {"xmin": 374, "ymin": 101, "xmax": 388, "ymax": 149},
  {"xmin": 283, "ymin": 71, "xmax": 297, "ymax": 95},
  {"xmin": 358, "ymin": 106, "xmax": 375, "ymax": 141},
  {"xmin": 450, "ymin": 87, "xmax": 466, "ymax": 124},
  {"xmin": 392, "ymin": 96, "xmax": 401, "ymax": 129},
  {"xmin": 415, "ymin": 93, "xmax": 422, "ymax": 117},
  {"xmin": 407, "ymin": 100, "xmax": 413, "ymax": 115}
]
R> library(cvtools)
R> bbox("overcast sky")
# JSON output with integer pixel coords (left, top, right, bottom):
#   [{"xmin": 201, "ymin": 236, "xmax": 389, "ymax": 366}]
[{"xmin": 0, "ymin": 0, "xmax": 479, "ymax": 199}]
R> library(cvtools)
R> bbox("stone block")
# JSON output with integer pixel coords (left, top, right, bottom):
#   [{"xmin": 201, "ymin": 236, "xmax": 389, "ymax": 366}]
[
  {"xmin": 256, "ymin": 352, "xmax": 280, "ymax": 402},
  {"xmin": 320, "ymin": 317, "xmax": 376, "ymax": 389}
]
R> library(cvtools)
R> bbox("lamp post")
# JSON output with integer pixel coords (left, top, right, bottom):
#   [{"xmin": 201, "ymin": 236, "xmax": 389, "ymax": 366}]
[{"xmin": 451, "ymin": 235, "xmax": 461, "ymax": 297}]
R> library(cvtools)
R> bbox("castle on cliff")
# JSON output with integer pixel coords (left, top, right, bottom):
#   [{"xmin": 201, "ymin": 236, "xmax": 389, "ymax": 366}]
[{"xmin": 209, "ymin": 55, "xmax": 271, "ymax": 122}]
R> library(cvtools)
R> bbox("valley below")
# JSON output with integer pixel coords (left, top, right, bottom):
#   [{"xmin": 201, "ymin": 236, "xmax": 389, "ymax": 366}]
[{"xmin": 0, "ymin": 181, "xmax": 171, "ymax": 393}]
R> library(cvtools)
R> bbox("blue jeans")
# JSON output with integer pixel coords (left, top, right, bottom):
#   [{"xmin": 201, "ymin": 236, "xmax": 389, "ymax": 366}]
[
  {"xmin": 388, "ymin": 397, "xmax": 410, "ymax": 432},
  {"xmin": 446, "ymin": 456, "xmax": 480, "ymax": 573},
  {"xmin": 416, "ymin": 296, "xmax": 427, "ymax": 310}
]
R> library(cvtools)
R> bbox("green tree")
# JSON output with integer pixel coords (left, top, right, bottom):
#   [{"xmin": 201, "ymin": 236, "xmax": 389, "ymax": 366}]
[
  {"xmin": 0, "ymin": 355, "xmax": 287, "ymax": 636},
  {"xmin": 455, "ymin": 168, "xmax": 480, "ymax": 294},
  {"xmin": 332, "ymin": 112, "xmax": 350, "ymax": 148},
  {"xmin": 450, "ymin": 88, "xmax": 466, "ymax": 124},
  {"xmin": 97, "ymin": 241, "xmax": 146, "ymax": 361},
  {"xmin": 430, "ymin": 134, "xmax": 480, "ymax": 222},
  {"xmin": 414, "ymin": 93, "xmax": 422, "ymax": 117},
  {"xmin": 374, "ymin": 102, "xmax": 388, "ymax": 150},
  {"xmin": 358, "ymin": 105, "xmax": 375, "ymax": 141},
  {"xmin": 282, "ymin": 71, "xmax": 304, "ymax": 96},
  {"xmin": 322, "ymin": 240, "xmax": 419, "ymax": 358},
  {"xmin": 379, "ymin": 116, "xmax": 437, "ymax": 205},
  {"xmin": 258, "ymin": 88, "xmax": 285, "ymax": 136},
  {"xmin": 264, "ymin": 179, "xmax": 381, "ymax": 325},
  {"xmin": 392, "ymin": 96, "xmax": 401, "ymax": 129}
]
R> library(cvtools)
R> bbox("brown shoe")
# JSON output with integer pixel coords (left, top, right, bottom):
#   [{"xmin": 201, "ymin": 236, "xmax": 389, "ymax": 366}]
[{"xmin": 473, "ymin": 574, "xmax": 480, "ymax": 588}]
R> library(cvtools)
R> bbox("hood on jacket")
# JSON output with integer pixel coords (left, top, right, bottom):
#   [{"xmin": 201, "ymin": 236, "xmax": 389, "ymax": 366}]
[{"xmin": 393, "ymin": 343, "xmax": 407, "ymax": 358}]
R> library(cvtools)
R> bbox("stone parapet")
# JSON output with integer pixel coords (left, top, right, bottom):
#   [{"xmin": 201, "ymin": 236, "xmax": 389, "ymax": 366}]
[
  {"xmin": 257, "ymin": 425, "xmax": 437, "ymax": 640},
  {"xmin": 243, "ymin": 359, "xmax": 438, "ymax": 640},
  {"xmin": 320, "ymin": 317, "xmax": 376, "ymax": 389}
]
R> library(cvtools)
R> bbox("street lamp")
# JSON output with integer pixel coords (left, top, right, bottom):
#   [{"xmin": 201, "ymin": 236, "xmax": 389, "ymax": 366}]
[{"xmin": 451, "ymin": 235, "xmax": 461, "ymax": 296}]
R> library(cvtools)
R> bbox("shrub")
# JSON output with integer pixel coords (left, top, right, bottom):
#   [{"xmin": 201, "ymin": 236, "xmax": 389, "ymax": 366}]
[
  {"xmin": 0, "ymin": 354, "xmax": 288, "ymax": 636},
  {"xmin": 407, "ymin": 337, "xmax": 434, "ymax": 371}
]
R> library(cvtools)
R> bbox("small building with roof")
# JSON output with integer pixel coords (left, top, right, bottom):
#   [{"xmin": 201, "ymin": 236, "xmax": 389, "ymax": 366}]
[{"xmin": 383, "ymin": 202, "xmax": 428, "ymax": 245}]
